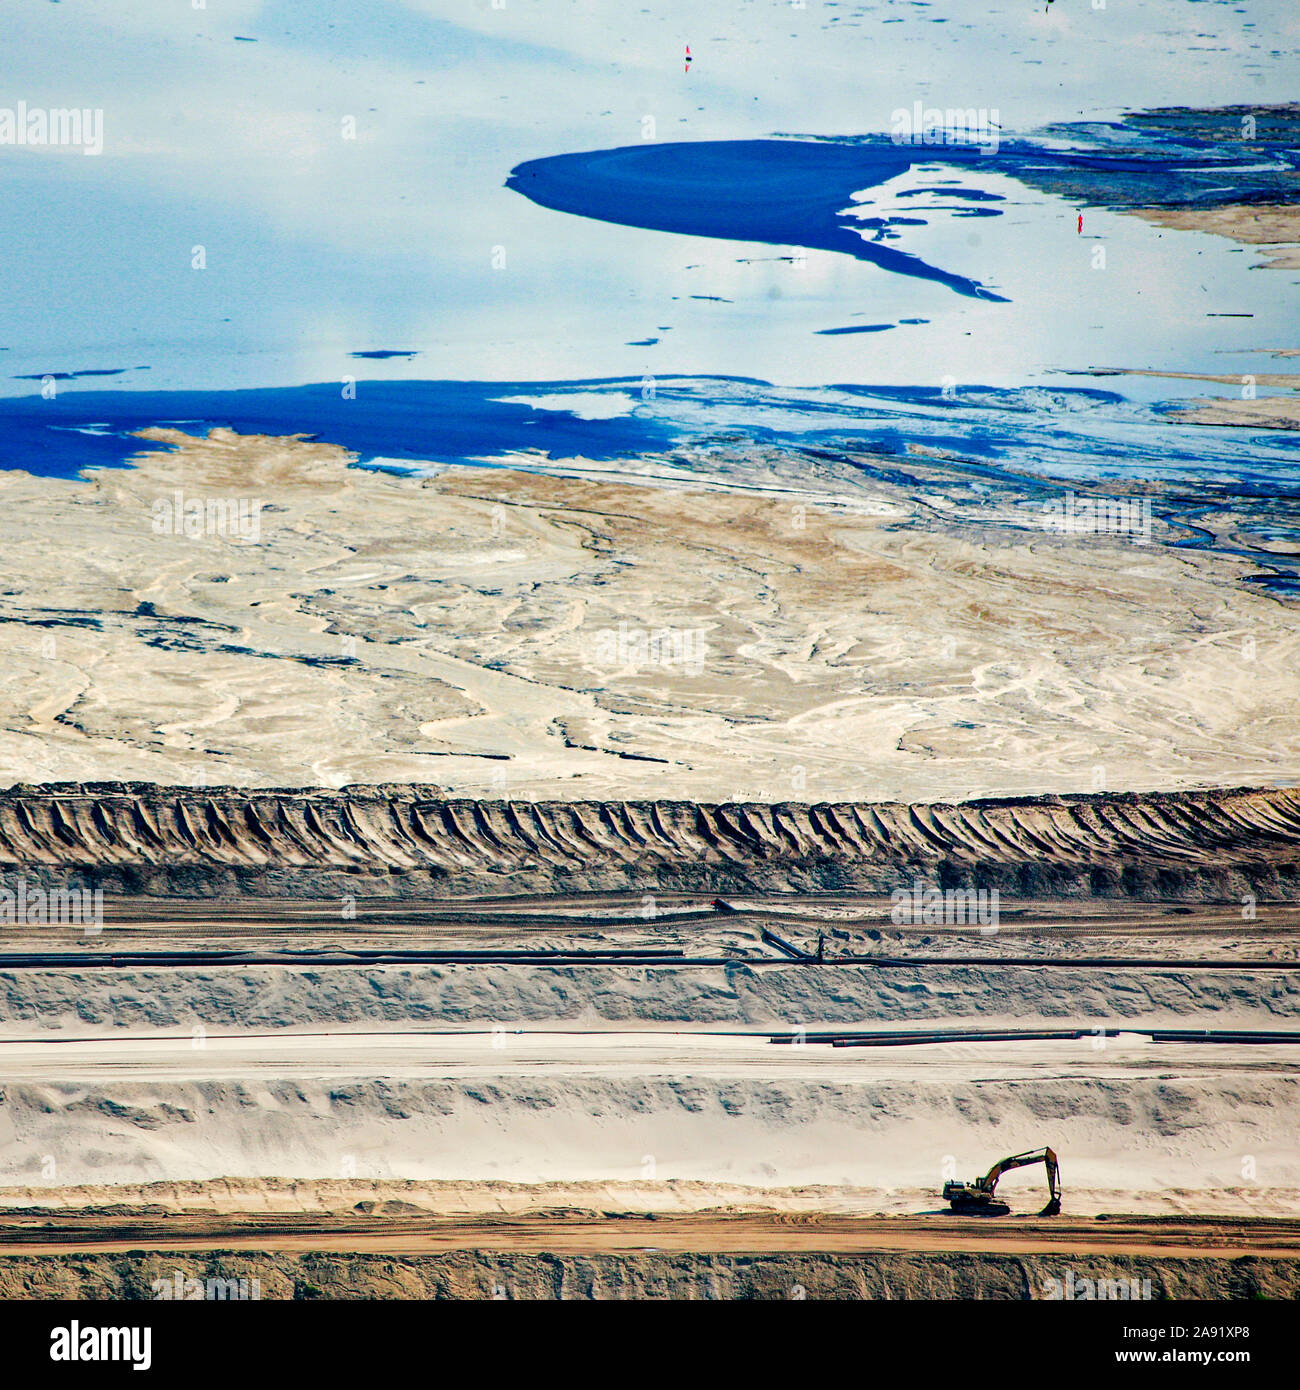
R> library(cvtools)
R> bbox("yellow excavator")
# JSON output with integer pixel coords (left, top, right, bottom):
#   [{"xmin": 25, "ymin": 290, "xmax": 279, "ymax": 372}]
[{"xmin": 942, "ymin": 1147, "xmax": 1062, "ymax": 1216}]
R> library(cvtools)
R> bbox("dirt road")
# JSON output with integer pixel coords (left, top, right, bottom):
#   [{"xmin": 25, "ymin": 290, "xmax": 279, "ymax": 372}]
[
  {"xmin": 3, "ymin": 1209, "xmax": 1298, "ymax": 1259},
  {"xmin": 4, "ymin": 1025, "xmax": 1299, "ymax": 1083}
]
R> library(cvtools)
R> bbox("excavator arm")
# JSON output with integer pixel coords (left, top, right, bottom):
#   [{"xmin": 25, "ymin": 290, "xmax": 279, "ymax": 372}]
[
  {"xmin": 982, "ymin": 1147, "xmax": 1059, "ymax": 1195},
  {"xmin": 943, "ymin": 1146, "xmax": 1061, "ymax": 1215}
]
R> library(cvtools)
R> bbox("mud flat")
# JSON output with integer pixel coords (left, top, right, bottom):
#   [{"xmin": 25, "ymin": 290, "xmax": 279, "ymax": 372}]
[{"xmin": 0, "ymin": 427, "xmax": 1297, "ymax": 802}]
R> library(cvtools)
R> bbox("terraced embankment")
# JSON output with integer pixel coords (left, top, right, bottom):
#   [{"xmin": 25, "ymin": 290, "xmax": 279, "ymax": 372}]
[
  {"xmin": 3, "ymin": 784, "xmax": 1297, "ymax": 1298},
  {"xmin": 2, "ymin": 1246, "xmax": 1296, "ymax": 1302},
  {"xmin": 1, "ymin": 783, "xmax": 1298, "ymax": 898}
]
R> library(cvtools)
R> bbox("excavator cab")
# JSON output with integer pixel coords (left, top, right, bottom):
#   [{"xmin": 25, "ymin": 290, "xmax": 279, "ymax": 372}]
[{"xmin": 942, "ymin": 1147, "xmax": 1061, "ymax": 1217}]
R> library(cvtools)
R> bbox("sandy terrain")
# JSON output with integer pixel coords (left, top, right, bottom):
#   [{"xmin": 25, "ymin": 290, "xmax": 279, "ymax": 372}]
[
  {"xmin": 1, "ymin": 1176, "xmax": 1294, "ymax": 1230},
  {"xmin": 2, "ymin": 1027, "xmax": 1296, "ymax": 1209},
  {"xmin": 0, "ymin": 428, "xmax": 1296, "ymax": 801},
  {"xmin": 1170, "ymin": 397, "xmax": 1300, "ymax": 430},
  {"xmin": 3, "ymin": 949, "xmax": 1297, "ymax": 1037}
]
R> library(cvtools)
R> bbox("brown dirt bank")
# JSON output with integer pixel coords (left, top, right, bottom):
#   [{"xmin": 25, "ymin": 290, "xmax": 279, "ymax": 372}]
[
  {"xmin": 0, "ymin": 783, "xmax": 1297, "ymax": 899},
  {"xmin": 0, "ymin": 1246, "xmax": 1294, "ymax": 1301}
]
